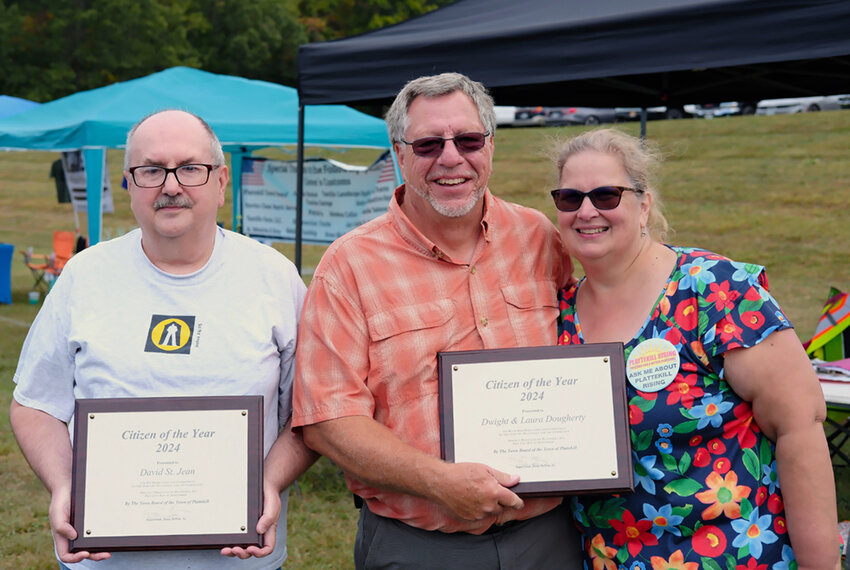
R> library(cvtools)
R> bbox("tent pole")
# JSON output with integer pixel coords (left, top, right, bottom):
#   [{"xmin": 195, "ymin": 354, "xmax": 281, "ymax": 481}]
[
  {"xmin": 295, "ymin": 102, "xmax": 305, "ymax": 275},
  {"xmin": 83, "ymin": 148, "xmax": 105, "ymax": 245},
  {"xmin": 230, "ymin": 148, "xmax": 245, "ymax": 233}
]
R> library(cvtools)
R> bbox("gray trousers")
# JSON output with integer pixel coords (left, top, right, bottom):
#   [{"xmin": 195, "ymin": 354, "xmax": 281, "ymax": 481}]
[{"xmin": 354, "ymin": 503, "xmax": 582, "ymax": 570}]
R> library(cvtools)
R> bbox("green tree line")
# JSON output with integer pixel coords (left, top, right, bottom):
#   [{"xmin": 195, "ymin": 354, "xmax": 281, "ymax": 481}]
[{"xmin": 0, "ymin": 0, "xmax": 454, "ymax": 102}]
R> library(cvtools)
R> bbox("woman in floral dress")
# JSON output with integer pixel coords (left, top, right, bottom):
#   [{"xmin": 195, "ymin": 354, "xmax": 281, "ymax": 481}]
[{"xmin": 551, "ymin": 129, "xmax": 839, "ymax": 570}]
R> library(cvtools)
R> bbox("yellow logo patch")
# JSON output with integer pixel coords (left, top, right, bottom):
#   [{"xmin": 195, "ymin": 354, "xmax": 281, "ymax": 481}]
[{"xmin": 145, "ymin": 315, "xmax": 195, "ymax": 354}]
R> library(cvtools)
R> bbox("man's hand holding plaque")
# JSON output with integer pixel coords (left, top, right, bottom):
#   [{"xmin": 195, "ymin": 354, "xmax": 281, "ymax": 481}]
[
  {"xmin": 70, "ymin": 396, "xmax": 263, "ymax": 552},
  {"xmin": 438, "ymin": 344, "xmax": 633, "ymax": 496}
]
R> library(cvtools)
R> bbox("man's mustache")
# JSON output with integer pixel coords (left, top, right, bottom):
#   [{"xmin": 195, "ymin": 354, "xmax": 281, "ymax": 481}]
[{"xmin": 153, "ymin": 196, "xmax": 193, "ymax": 210}]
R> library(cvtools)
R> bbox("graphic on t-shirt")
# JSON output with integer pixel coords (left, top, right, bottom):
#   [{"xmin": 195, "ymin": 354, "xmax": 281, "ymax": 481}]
[
  {"xmin": 626, "ymin": 337, "xmax": 680, "ymax": 392},
  {"xmin": 144, "ymin": 315, "xmax": 195, "ymax": 354}
]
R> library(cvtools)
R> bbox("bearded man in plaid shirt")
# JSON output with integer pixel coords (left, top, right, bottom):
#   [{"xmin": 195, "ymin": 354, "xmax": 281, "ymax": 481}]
[{"xmin": 293, "ymin": 73, "xmax": 580, "ymax": 569}]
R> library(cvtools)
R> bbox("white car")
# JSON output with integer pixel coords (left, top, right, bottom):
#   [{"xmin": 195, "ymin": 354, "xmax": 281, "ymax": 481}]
[
  {"xmin": 493, "ymin": 105, "xmax": 549, "ymax": 127},
  {"xmin": 684, "ymin": 102, "xmax": 755, "ymax": 118},
  {"xmin": 494, "ymin": 106, "xmax": 519, "ymax": 126},
  {"xmin": 756, "ymin": 95, "xmax": 848, "ymax": 115},
  {"xmin": 614, "ymin": 106, "xmax": 690, "ymax": 121}
]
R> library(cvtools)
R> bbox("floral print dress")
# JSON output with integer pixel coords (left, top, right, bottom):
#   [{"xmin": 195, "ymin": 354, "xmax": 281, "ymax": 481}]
[{"xmin": 558, "ymin": 246, "xmax": 798, "ymax": 570}]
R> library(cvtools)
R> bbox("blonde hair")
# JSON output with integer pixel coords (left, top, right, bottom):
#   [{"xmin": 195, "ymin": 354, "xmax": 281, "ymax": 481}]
[{"xmin": 554, "ymin": 128, "xmax": 669, "ymax": 241}]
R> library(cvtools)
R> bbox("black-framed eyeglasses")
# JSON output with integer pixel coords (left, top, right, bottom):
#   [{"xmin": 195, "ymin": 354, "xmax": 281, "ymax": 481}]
[
  {"xmin": 550, "ymin": 186, "xmax": 644, "ymax": 212},
  {"xmin": 400, "ymin": 132, "xmax": 490, "ymax": 158},
  {"xmin": 128, "ymin": 164, "xmax": 220, "ymax": 188}
]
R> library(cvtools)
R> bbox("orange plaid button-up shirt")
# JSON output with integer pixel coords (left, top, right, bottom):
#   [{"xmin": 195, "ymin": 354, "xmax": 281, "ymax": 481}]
[{"xmin": 293, "ymin": 186, "xmax": 568, "ymax": 532}]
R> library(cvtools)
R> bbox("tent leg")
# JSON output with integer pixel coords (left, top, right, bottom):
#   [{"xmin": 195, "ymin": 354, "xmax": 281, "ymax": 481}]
[
  {"xmin": 231, "ymin": 148, "xmax": 246, "ymax": 233},
  {"xmin": 295, "ymin": 102, "xmax": 305, "ymax": 275},
  {"xmin": 83, "ymin": 148, "xmax": 105, "ymax": 245}
]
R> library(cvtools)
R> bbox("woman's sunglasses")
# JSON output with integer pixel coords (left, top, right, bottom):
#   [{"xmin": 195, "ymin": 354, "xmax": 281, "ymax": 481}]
[
  {"xmin": 550, "ymin": 186, "xmax": 643, "ymax": 212},
  {"xmin": 400, "ymin": 132, "xmax": 490, "ymax": 158}
]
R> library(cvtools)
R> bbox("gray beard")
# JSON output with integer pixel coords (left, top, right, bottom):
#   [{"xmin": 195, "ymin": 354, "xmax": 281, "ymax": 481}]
[{"xmin": 410, "ymin": 184, "xmax": 485, "ymax": 218}]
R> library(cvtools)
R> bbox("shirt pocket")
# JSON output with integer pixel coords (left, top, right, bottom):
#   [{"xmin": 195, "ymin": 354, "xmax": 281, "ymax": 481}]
[
  {"xmin": 500, "ymin": 280, "xmax": 559, "ymax": 346},
  {"xmin": 366, "ymin": 299, "xmax": 456, "ymax": 409}
]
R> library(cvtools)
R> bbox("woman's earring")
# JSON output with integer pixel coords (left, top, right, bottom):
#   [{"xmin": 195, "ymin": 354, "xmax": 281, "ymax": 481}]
[{"xmin": 641, "ymin": 226, "xmax": 647, "ymax": 237}]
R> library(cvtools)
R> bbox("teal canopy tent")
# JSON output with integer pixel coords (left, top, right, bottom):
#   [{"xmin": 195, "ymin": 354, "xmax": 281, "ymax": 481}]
[
  {"xmin": 0, "ymin": 67, "xmax": 391, "ymax": 255},
  {"xmin": 0, "ymin": 95, "xmax": 39, "ymax": 119}
]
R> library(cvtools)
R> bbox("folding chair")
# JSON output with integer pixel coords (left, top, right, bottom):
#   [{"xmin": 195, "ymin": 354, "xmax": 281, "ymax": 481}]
[{"xmin": 21, "ymin": 230, "xmax": 77, "ymax": 294}]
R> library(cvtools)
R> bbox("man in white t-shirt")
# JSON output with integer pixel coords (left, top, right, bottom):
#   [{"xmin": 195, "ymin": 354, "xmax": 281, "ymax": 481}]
[{"xmin": 10, "ymin": 110, "xmax": 316, "ymax": 570}]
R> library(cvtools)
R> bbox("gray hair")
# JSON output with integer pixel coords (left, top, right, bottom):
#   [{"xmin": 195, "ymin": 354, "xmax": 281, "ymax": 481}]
[
  {"xmin": 554, "ymin": 128, "xmax": 669, "ymax": 241},
  {"xmin": 123, "ymin": 110, "xmax": 226, "ymax": 169},
  {"xmin": 385, "ymin": 72, "xmax": 496, "ymax": 143}
]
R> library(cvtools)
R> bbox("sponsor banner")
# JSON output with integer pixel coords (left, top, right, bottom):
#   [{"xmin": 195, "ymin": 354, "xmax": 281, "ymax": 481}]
[{"xmin": 241, "ymin": 152, "xmax": 396, "ymax": 244}]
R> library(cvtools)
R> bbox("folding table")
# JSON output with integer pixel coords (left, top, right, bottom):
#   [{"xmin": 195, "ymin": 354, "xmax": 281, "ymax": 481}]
[{"xmin": 821, "ymin": 380, "xmax": 850, "ymax": 467}]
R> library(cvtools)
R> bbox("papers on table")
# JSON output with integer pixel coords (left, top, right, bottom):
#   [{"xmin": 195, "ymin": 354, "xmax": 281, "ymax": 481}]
[{"xmin": 812, "ymin": 358, "xmax": 850, "ymax": 383}]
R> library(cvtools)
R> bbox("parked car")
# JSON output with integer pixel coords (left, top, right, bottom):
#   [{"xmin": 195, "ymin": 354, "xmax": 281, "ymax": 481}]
[
  {"xmin": 615, "ymin": 106, "xmax": 691, "ymax": 121},
  {"xmin": 494, "ymin": 106, "xmax": 519, "ymax": 127},
  {"xmin": 545, "ymin": 106, "xmax": 617, "ymax": 126},
  {"xmin": 512, "ymin": 106, "xmax": 549, "ymax": 126},
  {"xmin": 756, "ymin": 95, "xmax": 849, "ymax": 115},
  {"xmin": 685, "ymin": 101, "xmax": 757, "ymax": 118}
]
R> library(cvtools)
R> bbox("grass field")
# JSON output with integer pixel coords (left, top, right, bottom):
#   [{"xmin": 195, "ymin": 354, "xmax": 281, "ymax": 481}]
[{"xmin": 1, "ymin": 111, "xmax": 849, "ymax": 568}]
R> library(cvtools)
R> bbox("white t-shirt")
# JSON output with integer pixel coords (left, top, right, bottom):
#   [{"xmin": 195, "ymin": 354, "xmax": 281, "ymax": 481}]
[{"xmin": 14, "ymin": 227, "xmax": 307, "ymax": 570}]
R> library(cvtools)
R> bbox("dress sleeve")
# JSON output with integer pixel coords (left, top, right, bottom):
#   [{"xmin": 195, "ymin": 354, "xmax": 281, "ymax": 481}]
[{"xmin": 700, "ymin": 260, "xmax": 793, "ymax": 359}]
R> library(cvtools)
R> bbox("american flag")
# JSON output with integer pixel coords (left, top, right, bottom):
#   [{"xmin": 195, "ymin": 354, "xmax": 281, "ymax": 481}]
[
  {"xmin": 242, "ymin": 158, "xmax": 267, "ymax": 187},
  {"xmin": 377, "ymin": 153, "xmax": 396, "ymax": 185}
]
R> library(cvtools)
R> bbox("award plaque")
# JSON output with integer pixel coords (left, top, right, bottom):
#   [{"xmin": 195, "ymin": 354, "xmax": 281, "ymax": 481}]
[
  {"xmin": 438, "ymin": 343, "xmax": 632, "ymax": 496},
  {"xmin": 70, "ymin": 395, "xmax": 263, "ymax": 552}
]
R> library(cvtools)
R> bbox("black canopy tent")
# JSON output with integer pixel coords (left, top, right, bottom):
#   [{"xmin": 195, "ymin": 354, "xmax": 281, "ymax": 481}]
[
  {"xmin": 292, "ymin": 0, "xmax": 850, "ymax": 264},
  {"xmin": 296, "ymin": 0, "xmax": 850, "ymax": 108}
]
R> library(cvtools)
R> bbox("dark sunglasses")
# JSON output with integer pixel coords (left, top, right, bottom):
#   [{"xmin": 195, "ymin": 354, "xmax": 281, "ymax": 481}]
[
  {"xmin": 550, "ymin": 186, "xmax": 643, "ymax": 212},
  {"xmin": 400, "ymin": 132, "xmax": 490, "ymax": 158}
]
